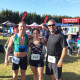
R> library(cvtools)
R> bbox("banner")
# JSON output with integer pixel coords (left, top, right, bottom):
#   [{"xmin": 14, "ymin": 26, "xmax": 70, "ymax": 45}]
[
  {"xmin": 21, "ymin": 12, "xmax": 27, "ymax": 22},
  {"xmin": 62, "ymin": 27, "xmax": 79, "ymax": 35},
  {"xmin": 44, "ymin": 16, "xmax": 48, "ymax": 24},
  {"xmin": 62, "ymin": 18, "xmax": 79, "ymax": 23}
]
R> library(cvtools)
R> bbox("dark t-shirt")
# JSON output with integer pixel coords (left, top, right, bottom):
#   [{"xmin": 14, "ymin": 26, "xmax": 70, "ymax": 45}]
[{"xmin": 47, "ymin": 30, "xmax": 67, "ymax": 57}]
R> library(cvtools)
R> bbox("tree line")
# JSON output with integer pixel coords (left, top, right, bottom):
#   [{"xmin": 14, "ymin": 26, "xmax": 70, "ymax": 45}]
[{"xmin": 0, "ymin": 9, "xmax": 80, "ymax": 24}]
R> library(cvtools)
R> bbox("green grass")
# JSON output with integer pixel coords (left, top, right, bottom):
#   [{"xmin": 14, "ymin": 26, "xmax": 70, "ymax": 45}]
[
  {"xmin": 0, "ymin": 39, "xmax": 80, "ymax": 80},
  {"xmin": 1, "ymin": 53, "xmax": 80, "ymax": 80},
  {"xmin": 0, "ymin": 35, "xmax": 11, "ymax": 40}
]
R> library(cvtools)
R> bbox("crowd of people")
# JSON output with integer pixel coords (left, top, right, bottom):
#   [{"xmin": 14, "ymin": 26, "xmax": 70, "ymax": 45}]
[
  {"xmin": 4, "ymin": 19, "xmax": 80, "ymax": 80},
  {"xmin": 66, "ymin": 34, "xmax": 80, "ymax": 56}
]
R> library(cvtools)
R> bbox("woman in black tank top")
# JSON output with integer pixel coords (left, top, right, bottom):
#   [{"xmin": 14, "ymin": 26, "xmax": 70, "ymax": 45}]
[{"xmin": 29, "ymin": 28, "xmax": 46, "ymax": 80}]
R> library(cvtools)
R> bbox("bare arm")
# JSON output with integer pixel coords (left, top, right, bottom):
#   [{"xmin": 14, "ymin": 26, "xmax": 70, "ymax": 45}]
[
  {"xmin": 60, "ymin": 47, "xmax": 67, "ymax": 60},
  {"xmin": 5, "ymin": 36, "xmax": 14, "ymax": 65},
  {"xmin": 41, "ymin": 38, "xmax": 46, "ymax": 46},
  {"xmin": 28, "ymin": 35, "xmax": 32, "ymax": 40},
  {"xmin": 57, "ymin": 47, "xmax": 67, "ymax": 67}
]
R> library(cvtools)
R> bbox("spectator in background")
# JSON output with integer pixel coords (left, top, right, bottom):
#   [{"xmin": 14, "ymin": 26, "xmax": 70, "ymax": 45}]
[
  {"xmin": 29, "ymin": 28, "xmax": 32, "ymax": 35},
  {"xmin": 62, "ymin": 28, "xmax": 66, "ymax": 35},
  {"xmin": 26, "ymin": 28, "xmax": 30, "ymax": 35},
  {"xmin": 62, "ymin": 28, "xmax": 67, "ymax": 35},
  {"xmin": 40, "ymin": 27, "xmax": 43, "ymax": 36},
  {"xmin": 62, "ymin": 28, "xmax": 68, "ymax": 40},
  {"xmin": 13, "ymin": 27, "xmax": 19, "ymax": 34},
  {"xmin": 40, "ymin": 24, "xmax": 50, "ymax": 60},
  {"xmin": 77, "ymin": 36, "xmax": 80, "ymax": 56},
  {"xmin": 67, "ymin": 35, "xmax": 75, "ymax": 55},
  {"xmin": 41, "ymin": 24, "xmax": 49, "ymax": 40}
]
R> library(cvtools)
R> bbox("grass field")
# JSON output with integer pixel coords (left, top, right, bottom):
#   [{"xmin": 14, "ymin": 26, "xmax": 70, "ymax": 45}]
[{"xmin": 0, "ymin": 39, "xmax": 80, "ymax": 80}]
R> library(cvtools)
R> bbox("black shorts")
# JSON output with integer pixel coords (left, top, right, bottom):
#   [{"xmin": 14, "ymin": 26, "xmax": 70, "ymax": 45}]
[
  {"xmin": 29, "ymin": 59, "xmax": 44, "ymax": 67},
  {"xmin": 12, "ymin": 55, "xmax": 28, "ymax": 70},
  {"xmin": 45, "ymin": 61, "xmax": 62, "ymax": 79}
]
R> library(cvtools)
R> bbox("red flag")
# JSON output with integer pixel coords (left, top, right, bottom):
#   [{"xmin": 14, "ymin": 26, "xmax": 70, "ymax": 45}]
[
  {"xmin": 44, "ymin": 16, "xmax": 48, "ymax": 24},
  {"xmin": 21, "ymin": 12, "xmax": 27, "ymax": 22}
]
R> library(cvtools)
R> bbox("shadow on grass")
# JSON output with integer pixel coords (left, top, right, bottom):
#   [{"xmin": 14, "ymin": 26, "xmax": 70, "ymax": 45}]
[
  {"xmin": 62, "ymin": 72, "xmax": 80, "ymax": 80},
  {"xmin": 64, "ymin": 54, "xmax": 80, "ymax": 63},
  {"xmin": 0, "ymin": 72, "xmax": 80, "ymax": 80},
  {"xmin": 0, "ymin": 76, "xmax": 12, "ymax": 80},
  {"xmin": 0, "ymin": 75, "xmax": 32, "ymax": 80},
  {"xmin": 0, "ymin": 74, "xmax": 49, "ymax": 80}
]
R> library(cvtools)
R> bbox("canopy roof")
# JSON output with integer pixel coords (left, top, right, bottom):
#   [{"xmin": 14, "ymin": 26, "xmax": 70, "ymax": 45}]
[
  {"xmin": 1, "ymin": 20, "xmax": 18, "ymax": 27},
  {"xmin": 30, "ymin": 22, "xmax": 39, "ymax": 26}
]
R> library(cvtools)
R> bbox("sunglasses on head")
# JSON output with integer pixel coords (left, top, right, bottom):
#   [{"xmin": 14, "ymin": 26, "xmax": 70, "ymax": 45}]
[{"xmin": 48, "ymin": 24, "xmax": 55, "ymax": 27}]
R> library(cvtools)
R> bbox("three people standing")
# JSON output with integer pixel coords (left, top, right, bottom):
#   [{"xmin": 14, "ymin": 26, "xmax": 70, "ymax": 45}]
[{"xmin": 5, "ymin": 19, "xmax": 67, "ymax": 80}]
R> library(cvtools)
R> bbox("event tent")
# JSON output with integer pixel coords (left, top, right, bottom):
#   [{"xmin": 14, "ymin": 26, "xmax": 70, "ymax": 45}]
[
  {"xmin": 26, "ymin": 22, "xmax": 42, "ymax": 28},
  {"xmin": 1, "ymin": 20, "xmax": 18, "ymax": 34},
  {"xmin": 1, "ymin": 20, "xmax": 18, "ymax": 27}
]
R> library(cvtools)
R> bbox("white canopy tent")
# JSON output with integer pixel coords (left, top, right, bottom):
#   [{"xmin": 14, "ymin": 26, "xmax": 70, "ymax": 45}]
[
  {"xmin": 26, "ymin": 22, "xmax": 42, "ymax": 28},
  {"xmin": 2, "ymin": 20, "xmax": 17, "ymax": 27}
]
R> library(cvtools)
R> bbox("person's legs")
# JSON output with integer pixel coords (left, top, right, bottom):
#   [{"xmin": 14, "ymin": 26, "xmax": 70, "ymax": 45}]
[
  {"xmin": 12, "ymin": 62, "xmax": 19, "ymax": 80},
  {"xmin": 48, "ymin": 66, "xmax": 61, "ymax": 80},
  {"xmin": 12, "ymin": 70, "xmax": 18, "ymax": 80},
  {"xmin": 52, "ymin": 64, "xmax": 62, "ymax": 80},
  {"xmin": 67, "ymin": 48, "xmax": 69, "ymax": 55},
  {"xmin": 20, "ymin": 69, "xmax": 26, "ymax": 80},
  {"xmin": 78, "ymin": 47, "xmax": 80, "ymax": 56},
  {"xmin": 46, "ymin": 61, "xmax": 54, "ymax": 80},
  {"xmin": 37, "ymin": 67, "xmax": 44, "ymax": 80},
  {"xmin": 50, "ymin": 75, "xmax": 55, "ymax": 80},
  {"xmin": 78, "ymin": 48, "xmax": 79, "ymax": 55},
  {"xmin": 56, "ymin": 79, "xmax": 61, "ymax": 80},
  {"xmin": 69, "ymin": 48, "xmax": 72, "ymax": 55},
  {"xmin": 30, "ymin": 66, "xmax": 38, "ymax": 80},
  {"xmin": 19, "ymin": 55, "xmax": 27, "ymax": 80},
  {"xmin": 71, "ymin": 48, "xmax": 73, "ymax": 55}
]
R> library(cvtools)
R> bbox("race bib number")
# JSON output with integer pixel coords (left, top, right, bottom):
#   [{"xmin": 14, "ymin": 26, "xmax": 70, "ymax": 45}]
[
  {"xmin": 31, "ymin": 54, "xmax": 40, "ymax": 60},
  {"xmin": 12, "ymin": 56, "xmax": 20, "ymax": 64},
  {"xmin": 48, "ymin": 55, "xmax": 56, "ymax": 63}
]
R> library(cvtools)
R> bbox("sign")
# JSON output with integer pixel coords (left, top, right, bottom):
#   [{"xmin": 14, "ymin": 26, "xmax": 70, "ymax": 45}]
[
  {"xmin": 62, "ymin": 26, "xmax": 79, "ymax": 35},
  {"xmin": 62, "ymin": 18, "xmax": 79, "ymax": 23}
]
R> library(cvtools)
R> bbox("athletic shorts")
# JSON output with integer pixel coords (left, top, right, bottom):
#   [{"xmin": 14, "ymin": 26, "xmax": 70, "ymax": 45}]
[
  {"xmin": 45, "ymin": 61, "xmax": 62, "ymax": 79},
  {"xmin": 12, "ymin": 55, "xmax": 28, "ymax": 70},
  {"xmin": 29, "ymin": 59, "xmax": 44, "ymax": 67}
]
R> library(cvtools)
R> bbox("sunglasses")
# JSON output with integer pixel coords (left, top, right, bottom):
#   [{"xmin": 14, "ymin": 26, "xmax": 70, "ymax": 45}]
[{"xmin": 48, "ymin": 24, "xmax": 55, "ymax": 27}]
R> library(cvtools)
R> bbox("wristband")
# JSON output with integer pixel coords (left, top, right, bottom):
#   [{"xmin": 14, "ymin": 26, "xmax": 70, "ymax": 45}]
[{"xmin": 60, "ymin": 59, "xmax": 63, "ymax": 62}]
